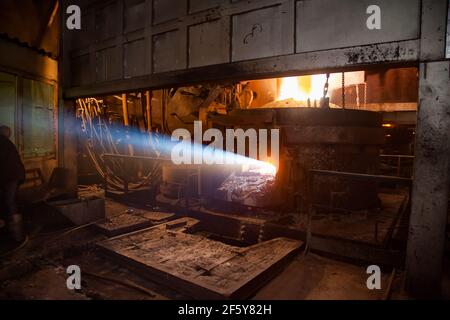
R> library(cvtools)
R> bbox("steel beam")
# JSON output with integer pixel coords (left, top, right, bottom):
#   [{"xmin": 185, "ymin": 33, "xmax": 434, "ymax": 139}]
[
  {"xmin": 406, "ymin": 61, "xmax": 450, "ymax": 298},
  {"xmin": 60, "ymin": 99, "xmax": 78, "ymax": 197},
  {"xmin": 64, "ymin": 40, "xmax": 419, "ymax": 98},
  {"xmin": 419, "ymin": 0, "xmax": 449, "ymax": 61}
]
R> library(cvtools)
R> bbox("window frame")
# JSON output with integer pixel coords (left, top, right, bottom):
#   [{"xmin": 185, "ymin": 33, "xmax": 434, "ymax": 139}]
[{"xmin": 0, "ymin": 69, "xmax": 58, "ymax": 160}]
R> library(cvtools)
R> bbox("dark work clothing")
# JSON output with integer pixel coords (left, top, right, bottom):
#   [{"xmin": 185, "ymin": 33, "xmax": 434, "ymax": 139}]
[
  {"xmin": 0, "ymin": 136, "xmax": 25, "ymax": 241},
  {"xmin": 0, "ymin": 135, "xmax": 25, "ymax": 184},
  {"xmin": 0, "ymin": 180, "xmax": 19, "ymax": 218}
]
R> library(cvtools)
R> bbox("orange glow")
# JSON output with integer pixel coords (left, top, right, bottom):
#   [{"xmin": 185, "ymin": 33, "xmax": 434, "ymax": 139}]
[
  {"xmin": 277, "ymin": 77, "xmax": 308, "ymax": 101},
  {"xmin": 258, "ymin": 161, "xmax": 277, "ymax": 176},
  {"xmin": 382, "ymin": 123, "xmax": 394, "ymax": 128},
  {"xmin": 246, "ymin": 160, "xmax": 277, "ymax": 176},
  {"xmin": 277, "ymin": 75, "xmax": 328, "ymax": 102}
]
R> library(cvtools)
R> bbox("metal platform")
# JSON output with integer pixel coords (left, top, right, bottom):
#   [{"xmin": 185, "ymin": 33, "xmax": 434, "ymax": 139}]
[
  {"xmin": 96, "ymin": 200, "xmax": 175, "ymax": 236},
  {"xmin": 97, "ymin": 217, "xmax": 303, "ymax": 299}
]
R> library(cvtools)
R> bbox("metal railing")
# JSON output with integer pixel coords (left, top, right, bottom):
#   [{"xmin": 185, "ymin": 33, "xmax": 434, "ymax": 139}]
[
  {"xmin": 380, "ymin": 154, "xmax": 414, "ymax": 177},
  {"xmin": 305, "ymin": 169, "xmax": 413, "ymax": 251}
]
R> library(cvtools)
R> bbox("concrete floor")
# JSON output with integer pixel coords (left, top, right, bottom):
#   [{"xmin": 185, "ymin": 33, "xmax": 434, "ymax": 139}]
[
  {"xmin": 2, "ymin": 236, "xmax": 450, "ymax": 300},
  {"xmin": 0, "ymin": 250, "xmax": 389, "ymax": 300},
  {"xmin": 0, "ymin": 199, "xmax": 448, "ymax": 300},
  {"xmin": 254, "ymin": 253, "xmax": 388, "ymax": 300}
]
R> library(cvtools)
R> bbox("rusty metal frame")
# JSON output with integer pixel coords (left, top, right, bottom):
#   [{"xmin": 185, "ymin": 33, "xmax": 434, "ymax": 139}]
[
  {"xmin": 64, "ymin": 40, "xmax": 420, "ymax": 98},
  {"xmin": 62, "ymin": 0, "xmax": 449, "ymax": 98},
  {"xmin": 306, "ymin": 169, "xmax": 413, "ymax": 251}
]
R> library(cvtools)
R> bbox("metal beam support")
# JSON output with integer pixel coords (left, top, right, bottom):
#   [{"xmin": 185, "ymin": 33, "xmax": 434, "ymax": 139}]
[
  {"xmin": 64, "ymin": 40, "xmax": 419, "ymax": 98},
  {"xmin": 419, "ymin": 0, "xmax": 449, "ymax": 61},
  {"xmin": 121, "ymin": 93, "xmax": 129, "ymax": 126},
  {"xmin": 406, "ymin": 61, "xmax": 450, "ymax": 298},
  {"xmin": 60, "ymin": 99, "xmax": 78, "ymax": 197}
]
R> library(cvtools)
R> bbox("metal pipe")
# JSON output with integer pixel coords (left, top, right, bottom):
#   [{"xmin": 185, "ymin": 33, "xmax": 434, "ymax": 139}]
[
  {"xmin": 309, "ymin": 169, "xmax": 412, "ymax": 185},
  {"xmin": 146, "ymin": 90, "xmax": 152, "ymax": 132},
  {"xmin": 122, "ymin": 93, "xmax": 129, "ymax": 126},
  {"xmin": 101, "ymin": 153, "xmax": 172, "ymax": 161}
]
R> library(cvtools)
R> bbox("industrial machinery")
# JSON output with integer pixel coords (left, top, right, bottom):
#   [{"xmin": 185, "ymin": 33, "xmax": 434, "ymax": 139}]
[{"xmin": 209, "ymin": 107, "xmax": 384, "ymax": 211}]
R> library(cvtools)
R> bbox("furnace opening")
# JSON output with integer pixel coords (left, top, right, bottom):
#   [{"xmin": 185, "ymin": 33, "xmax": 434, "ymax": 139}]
[{"xmin": 74, "ymin": 66, "xmax": 417, "ymax": 247}]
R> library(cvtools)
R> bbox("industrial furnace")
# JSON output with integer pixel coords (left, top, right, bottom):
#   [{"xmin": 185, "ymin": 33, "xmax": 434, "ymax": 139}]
[{"xmin": 0, "ymin": 0, "xmax": 449, "ymax": 302}]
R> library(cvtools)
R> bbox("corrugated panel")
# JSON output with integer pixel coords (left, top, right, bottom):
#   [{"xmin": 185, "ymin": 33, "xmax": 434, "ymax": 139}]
[
  {"xmin": 124, "ymin": 0, "xmax": 146, "ymax": 33},
  {"xmin": 189, "ymin": 0, "xmax": 224, "ymax": 13},
  {"xmin": 188, "ymin": 18, "xmax": 229, "ymax": 68},
  {"xmin": 96, "ymin": 46, "xmax": 122, "ymax": 82},
  {"xmin": 153, "ymin": 29, "xmax": 186, "ymax": 73},
  {"xmin": 71, "ymin": 54, "xmax": 90, "ymax": 86},
  {"xmin": 0, "ymin": 72, "xmax": 16, "ymax": 144},
  {"xmin": 95, "ymin": 3, "xmax": 121, "ymax": 42},
  {"xmin": 153, "ymin": 0, "xmax": 187, "ymax": 25},
  {"xmin": 232, "ymin": 5, "xmax": 292, "ymax": 62},
  {"xmin": 22, "ymin": 79, "xmax": 55, "ymax": 158},
  {"xmin": 296, "ymin": 0, "xmax": 421, "ymax": 53},
  {"xmin": 63, "ymin": 0, "xmax": 432, "ymax": 96},
  {"xmin": 71, "ymin": 9, "xmax": 95, "ymax": 51},
  {"xmin": 124, "ymin": 38, "xmax": 146, "ymax": 78}
]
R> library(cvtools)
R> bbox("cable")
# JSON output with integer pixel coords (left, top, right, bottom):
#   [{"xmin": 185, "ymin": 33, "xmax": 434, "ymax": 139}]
[
  {"xmin": 51, "ymin": 218, "xmax": 105, "ymax": 241},
  {"xmin": 76, "ymin": 98, "xmax": 162, "ymax": 192}
]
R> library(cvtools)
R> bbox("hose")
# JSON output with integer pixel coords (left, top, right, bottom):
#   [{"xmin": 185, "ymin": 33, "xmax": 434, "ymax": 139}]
[{"xmin": 76, "ymin": 98, "xmax": 162, "ymax": 192}]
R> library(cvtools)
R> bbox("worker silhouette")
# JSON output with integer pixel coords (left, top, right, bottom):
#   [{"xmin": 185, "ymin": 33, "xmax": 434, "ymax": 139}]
[{"xmin": 0, "ymin": 125, "xmax": 25, "ymax": 243}]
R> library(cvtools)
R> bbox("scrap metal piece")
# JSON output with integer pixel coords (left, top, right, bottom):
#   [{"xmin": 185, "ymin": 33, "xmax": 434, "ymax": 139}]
[
  {"xmin": 96, "ymin": 211, "xmax": 175, "ymax": 237},
  {"xmin": 97, "ymin": 218, "xmax": 302, "ymax": 299},
  {"xmin": 215, "ymin": 172, "xmax": 276, "ymax": 207}
]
